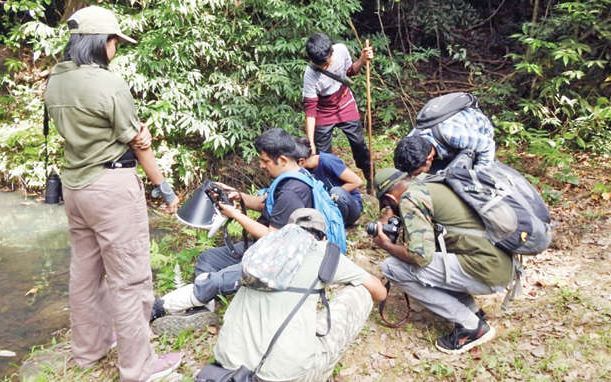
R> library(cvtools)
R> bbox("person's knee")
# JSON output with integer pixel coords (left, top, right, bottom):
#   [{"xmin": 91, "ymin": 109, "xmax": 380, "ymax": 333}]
[
  {"xmin": 193, "ymin": 268, "xmax": 241, "ymax": 303},
  {"xmin": 381, "ymin": 257, "xmax": 417, "ymax": 284}
]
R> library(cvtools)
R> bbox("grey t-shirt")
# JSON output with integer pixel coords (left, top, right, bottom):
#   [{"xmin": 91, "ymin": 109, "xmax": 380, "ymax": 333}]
[
  {"xmin": 214, "ymin": 240, "xmax": 369, "ymax": 381},
  {"xmin": 302, "ymin": 43, "xmax": 353, "ymax": 98}
]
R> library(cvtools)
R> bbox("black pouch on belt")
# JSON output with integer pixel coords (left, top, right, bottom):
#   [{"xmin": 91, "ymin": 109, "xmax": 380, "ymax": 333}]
[{"xmin": 104, "ymin": 150, "xmax": 137, "ymax": 169}]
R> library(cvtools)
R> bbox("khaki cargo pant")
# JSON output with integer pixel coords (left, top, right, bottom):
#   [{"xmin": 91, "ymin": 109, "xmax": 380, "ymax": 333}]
[
  {"xmin": 292, "ymin": 285, "xmax": 373, "ymax": 382},
  {"xmin": 63, "ymin": 168, "xmax": 155, "ymax": 382}
]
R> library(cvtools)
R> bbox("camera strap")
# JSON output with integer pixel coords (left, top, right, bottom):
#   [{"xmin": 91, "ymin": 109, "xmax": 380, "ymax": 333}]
[
  {"xmin": 378, "ymin": 280, "xmax": 411, "ymax": 328},
  {"xmin": 222, "ymin": 193, "xmax": 250, "ymax": 256}
]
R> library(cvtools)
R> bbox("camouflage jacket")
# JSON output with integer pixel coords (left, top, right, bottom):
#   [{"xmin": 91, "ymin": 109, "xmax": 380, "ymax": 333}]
[{"xmin": 398, "ymin": 178, "xmax": 436, "ymax": 267}]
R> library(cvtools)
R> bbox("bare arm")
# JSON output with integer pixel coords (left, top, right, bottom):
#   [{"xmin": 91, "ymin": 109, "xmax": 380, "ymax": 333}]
[
  {"xmin": 238, "ymin": 192, "xmax": 265, "ymax": 211},
  {"xmin": 132, "ymin": 146, "xmax": 163, "ymax": 185},
  {"xmin": 337, "ymin": 167, "xmax": 363, "ymax": 192},
  {"xmin": 305, "ymin": 116, "xmax": 317, "ymax": 155},
  {"xmin": 218, "ymin": 203, "xmax": 274, "ymax": 239},
  {"xmin": 372, "ymin": 223, "xmax": 423, "ymax": 266},
  {"xmin": 362, "ymin": 274, "xmax": 387, "ymax": 302},
  {"xmin": 347, "ymin": 46, "xmax": 373, "ymax": 76},
  {"xmin": 130, "ymin": 129, "xmax": 179, "ymax": 213}
]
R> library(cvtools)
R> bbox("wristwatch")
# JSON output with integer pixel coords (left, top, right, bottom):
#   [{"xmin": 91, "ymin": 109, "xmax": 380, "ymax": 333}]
[{"xmin": 152, "ymin": 180, "xmax": 177, "ymax": 204}]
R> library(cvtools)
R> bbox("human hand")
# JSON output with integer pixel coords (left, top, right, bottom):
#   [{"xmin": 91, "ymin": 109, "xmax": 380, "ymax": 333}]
[
  {"xmin": 372, "ymin": 222, "xmax": 392, "ymax": 249},
  {"xmin": 309, "ymin": 143, "xmax": 317, "ymax": 155},
  {"xmin": 218, "ymin": 202, "xmax": 240, "ymax": 219},
  {"xmin": 164, "ymin": 195, "xmax": 180, "ymax": 214},
  {"xmin": 360, "ymin": 46, "xmax": 374, "ymax": 63},
  {"xmin": 131, "ymin": 123, "xmax": 152, "ymax": 150}
]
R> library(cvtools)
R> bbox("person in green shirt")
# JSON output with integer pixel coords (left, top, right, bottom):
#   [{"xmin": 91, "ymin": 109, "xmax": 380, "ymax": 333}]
[
  {"xmin": 372, "ymin": 168, "xmax": 512, "ymax": 354},
  {"xmin": 44, "ymin": 6, "xmax": 181, "ymax": 381}
]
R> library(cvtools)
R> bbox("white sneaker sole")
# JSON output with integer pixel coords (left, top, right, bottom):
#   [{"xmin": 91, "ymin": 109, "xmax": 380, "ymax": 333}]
[{"xmin": 435, "ymin": 325, "xmax": 497, "ymax": 355}]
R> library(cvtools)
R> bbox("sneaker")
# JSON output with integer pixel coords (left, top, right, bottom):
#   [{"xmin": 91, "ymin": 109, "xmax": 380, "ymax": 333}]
[
  {"xmin": 435, "ymin": 319, "xmax": 496, "ymax": 354},
  {"xmin": 147, "ymin": 352, "xmax": 182, "ymax": 382},
  {"xmin": 150, "ymin": 298, "xmax": 167, "ymax": 322},
  {"xmin": 150, "ymin": 308, "xmax": 219, "ymax": 337}
]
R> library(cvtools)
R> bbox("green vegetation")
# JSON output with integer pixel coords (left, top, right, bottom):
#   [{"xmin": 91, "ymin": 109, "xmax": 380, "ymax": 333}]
[
  {"xmin": 1, "ymin": 0, "xmax": 609, "ymax": 191},
  {"xmin": 1, "ymin": 1, "xmax": 610, "ymax": 380}
]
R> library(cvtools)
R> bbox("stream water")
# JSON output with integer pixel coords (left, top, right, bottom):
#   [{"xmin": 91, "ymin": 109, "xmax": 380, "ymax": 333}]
[{"xmin": 0, "ymin": 192, "xmax": 70, "ymax": 378}]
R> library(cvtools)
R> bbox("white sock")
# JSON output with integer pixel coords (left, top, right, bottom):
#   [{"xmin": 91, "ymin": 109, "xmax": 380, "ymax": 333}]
[
  {"xmin": 162, "ymin": 284, "xmax": 204, "ymax": 314},
  {"xmin": 462, "ymin": 314, "xmax": 480, "ymax": 330}
]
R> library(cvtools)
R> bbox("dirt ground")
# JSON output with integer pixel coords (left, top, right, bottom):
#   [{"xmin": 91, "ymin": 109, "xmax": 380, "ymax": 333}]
[
  {"xmin": 336, "ymin": 216, "xmax": 610, "ymax": 381},
  {"xmin": 13, "ymin": 154, "xmax": 611, "ymax": 382}
]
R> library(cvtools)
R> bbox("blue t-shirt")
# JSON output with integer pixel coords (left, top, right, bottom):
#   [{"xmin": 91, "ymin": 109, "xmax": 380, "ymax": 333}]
[{"xmin": 310, "ymin": 152, "xmax": 362, "ymax": 207}]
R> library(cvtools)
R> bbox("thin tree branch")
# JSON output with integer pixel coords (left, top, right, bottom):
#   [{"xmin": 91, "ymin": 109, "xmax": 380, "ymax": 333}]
[{"xmin": 465, "ymin": 0, "xmax": 508, "ymax": 32}]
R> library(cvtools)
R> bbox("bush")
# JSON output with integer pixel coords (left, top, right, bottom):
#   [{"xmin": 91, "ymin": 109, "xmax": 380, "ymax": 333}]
[{"xmin": 507, "ymin": 0, "xmax": 611, "ymax": 154}]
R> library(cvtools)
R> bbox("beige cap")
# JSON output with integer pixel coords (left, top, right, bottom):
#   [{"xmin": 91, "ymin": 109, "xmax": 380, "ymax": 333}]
[
  {"xmin": 288, "ymin": 208, "xmax": 327, "ymax": 236},
  {"xmin": 68, "ymin": 6, "xmax": 136, "ymax": 44}
]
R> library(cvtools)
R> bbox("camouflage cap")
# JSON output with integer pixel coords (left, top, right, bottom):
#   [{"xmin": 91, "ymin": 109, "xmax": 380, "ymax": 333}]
[
  {"xmin": 68, "ymin": 6, "xmax": 136, "ymax": 44},
  {"xmin": 288, "ymin": 208, "xmax": 326, "ymax": 235},
  {"xmin": 374, "ymin": 168, "xmax": 408, "ymax": 200}
]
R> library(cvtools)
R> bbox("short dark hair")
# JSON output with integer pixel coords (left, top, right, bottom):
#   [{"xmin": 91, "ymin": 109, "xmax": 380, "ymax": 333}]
[
  {"xmin": 306, "ymin": 32, "xmax": 333, "ymax": 65},
  {"xmin": 63, "ymin": 33, "xmax": 111, "ymax": 67},
  {"xmin": 293, "ymin": 137, "xmax": 312, "ymax": 160},
  {"xmin": 255, "ymin": 128, "xmax": 298, "ymax": 162},
  {"xmin": 394, "ymin": 135, "xmax": 433, "ymax": 174}
]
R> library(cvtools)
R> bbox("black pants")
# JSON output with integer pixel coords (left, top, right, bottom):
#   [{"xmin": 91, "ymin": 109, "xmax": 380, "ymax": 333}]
[{"xmin": 314, "ymin": 120, "xmax": 372, "ymax": 182}]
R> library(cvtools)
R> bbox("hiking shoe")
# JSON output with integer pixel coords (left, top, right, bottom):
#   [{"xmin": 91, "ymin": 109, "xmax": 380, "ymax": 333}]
[
  {"xmin": 150, "ymin": 308, "xmax": 219, "ymax": 337},
  {"xmin": 150, "ymin": 298, "xmax": 167, "ymax": 322},
  {"xmin": 147, "ymin": 352, "xmax": 182, "ymax": 382},
  {"xmin": 435, "ymin": 319, "xmax": 496, "ymax": 354}
]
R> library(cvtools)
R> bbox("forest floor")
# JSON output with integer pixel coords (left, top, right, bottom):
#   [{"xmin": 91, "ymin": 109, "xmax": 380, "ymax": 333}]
[{"xmin": 10, "ymin": 136, "xmax": 611, "ymax": 382}]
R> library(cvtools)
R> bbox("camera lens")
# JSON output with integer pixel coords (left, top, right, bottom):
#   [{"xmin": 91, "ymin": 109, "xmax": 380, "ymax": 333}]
[{"xmin": 365, "ymin": 222, "xmax": 378, "ymax": 237}]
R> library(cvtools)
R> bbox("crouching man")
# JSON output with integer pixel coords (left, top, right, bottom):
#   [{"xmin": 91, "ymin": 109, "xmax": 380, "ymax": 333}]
[
  {"xmin": 209, "ymin": 208, "xmax": 386, "ymax": 381},
  {"xmin": 372, "ymin": 168, "xmax": 512, "ymax": 354},
  {"xmin": 151, "ymin": 128, "xmax": 315, "ymax": 323}
]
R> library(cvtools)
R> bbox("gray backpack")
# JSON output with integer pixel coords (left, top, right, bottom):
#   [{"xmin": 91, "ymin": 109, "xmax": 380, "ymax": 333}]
[
  {"xmin": 427, "ymin": 151, "xmax": 553, "ymax": 255},
  {"xmin": 415, "ymin": 92, "xmax": 481, "ymax": 149},
  {"xmin": 416, "ymin": 92, "xmax": 479, "ymax": 129}
]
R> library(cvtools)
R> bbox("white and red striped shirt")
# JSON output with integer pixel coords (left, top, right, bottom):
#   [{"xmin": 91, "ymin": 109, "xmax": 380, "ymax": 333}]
[{"xmin": 302, "ymin": 43, "xmax": 360, "ymax": 126}]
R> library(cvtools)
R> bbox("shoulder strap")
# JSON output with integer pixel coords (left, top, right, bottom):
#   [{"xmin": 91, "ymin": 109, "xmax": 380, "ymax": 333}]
[
  {"xmin": 254, "ymin": 242, "xmax": 339, "ymax": 373},
  {"xmin": 265, "ymin": 171, "xmax": 313, "ymax": 214},
  {"xmin": 309, "ymin": 64, "xmax": 353, "ymax": 88}
]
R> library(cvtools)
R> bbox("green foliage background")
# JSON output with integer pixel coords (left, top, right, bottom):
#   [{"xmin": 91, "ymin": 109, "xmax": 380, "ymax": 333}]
[{"xmin": 0, "ymin": 0, "xmax": 609, "ymax": 190}]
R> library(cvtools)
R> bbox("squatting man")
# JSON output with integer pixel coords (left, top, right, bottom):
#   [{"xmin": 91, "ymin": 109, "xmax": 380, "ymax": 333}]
[{"xmin": 371, "ymin": 168, "xmax": 513, "ymax": 354}]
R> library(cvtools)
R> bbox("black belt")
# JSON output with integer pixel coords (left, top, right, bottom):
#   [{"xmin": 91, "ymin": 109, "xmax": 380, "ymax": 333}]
[{"xmin": 104, "ymin": 159, "xmax": 137, "ymax": 169}]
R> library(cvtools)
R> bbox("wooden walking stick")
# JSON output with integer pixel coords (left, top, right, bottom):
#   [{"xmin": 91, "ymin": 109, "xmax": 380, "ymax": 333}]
[{"xmin": 365, "ymin": 39, "xmax": 374, "ymax": 195}]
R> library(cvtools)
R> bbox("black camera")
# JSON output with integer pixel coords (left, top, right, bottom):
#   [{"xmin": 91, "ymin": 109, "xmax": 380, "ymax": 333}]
[
  {"xmin": 366, "ymin": 216, "xmax": 402, "ymax": 243},
  {"xmin": 203, "ymin": 182, "xmax": 230, "ymax": 206}
]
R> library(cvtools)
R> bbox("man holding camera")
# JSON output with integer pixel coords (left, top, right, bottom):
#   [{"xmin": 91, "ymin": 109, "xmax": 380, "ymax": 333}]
[
  {"xmin": 372, "ymin": 168, "xmax": 512, "ymax": 354},
  {"xmin": 151, "ymin": 128, "xmax": 314, "ymax": 324}
]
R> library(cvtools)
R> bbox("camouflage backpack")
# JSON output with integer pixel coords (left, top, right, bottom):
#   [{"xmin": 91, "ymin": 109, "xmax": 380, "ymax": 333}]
[{"xmin": 241, "ymin": 224, "xmax": 341, "ymax": 335}]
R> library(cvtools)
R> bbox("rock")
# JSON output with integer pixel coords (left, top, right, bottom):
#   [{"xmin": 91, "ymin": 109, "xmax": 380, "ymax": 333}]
[
  {"xmin": 19, "ymin": 343, "xmax": 70, "ymax": 382},
  {"xmin": 151, "ymin": 311, "xmax": 219, "ymax": 337}
]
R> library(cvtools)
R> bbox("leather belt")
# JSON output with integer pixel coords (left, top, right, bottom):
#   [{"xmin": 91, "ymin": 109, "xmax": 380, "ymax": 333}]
[{"xmin": 104, "ymin": 159, "xmax": 137, "ymax": 169}]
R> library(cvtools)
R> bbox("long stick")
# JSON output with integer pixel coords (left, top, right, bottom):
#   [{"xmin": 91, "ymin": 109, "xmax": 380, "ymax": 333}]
[{"xmin": 365, "ymin": 39, "xmax": 374, "ymax": 195}]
